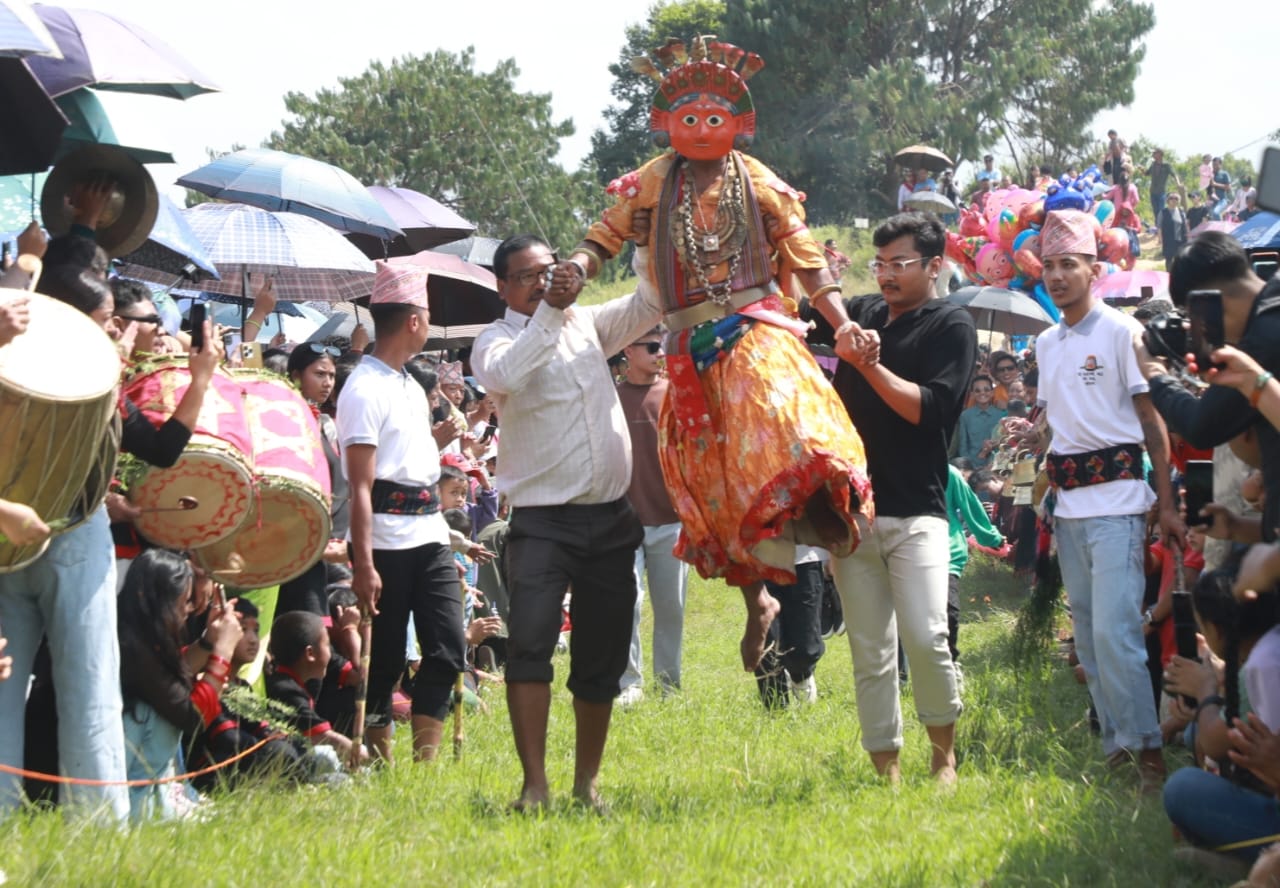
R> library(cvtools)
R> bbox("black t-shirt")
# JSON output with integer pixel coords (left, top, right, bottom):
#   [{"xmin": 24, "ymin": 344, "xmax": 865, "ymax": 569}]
[
  {"xmin": 1150, "ymin": 277, "xmax": 1280, "ymax": 540},
  {"xmin": 823, "ymin": 294, "xmax": 977, "ymax": 518}
]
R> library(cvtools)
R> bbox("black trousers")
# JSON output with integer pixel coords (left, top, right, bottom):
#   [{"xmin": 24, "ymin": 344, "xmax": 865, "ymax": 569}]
[
  {"xmin": 756, "ymin": 560, "xmax": 827, "ymax": 707},
  {"xmin": 505, "ymin": 498, "xmax": 643, "ymax": 704},
  {"xmin": 366, "ymin": 542, "xmax": 465, "ymax": 725}
]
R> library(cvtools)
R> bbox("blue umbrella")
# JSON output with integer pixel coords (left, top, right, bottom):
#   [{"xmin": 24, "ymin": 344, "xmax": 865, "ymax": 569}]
[
  {"xmin": 176, "ymin": 148, "xmax": 403, "ymax": 241},
  {"xmin": 0, "ymin": 0, "xmax": 59, "ymax": 58},
  {"xmin": 1232, "ymin": 212, "xmax": 1280, "ymax": 251},
  {"xmin": 116, "ymin": 194, "xmax": 220, "ymax": 281}
]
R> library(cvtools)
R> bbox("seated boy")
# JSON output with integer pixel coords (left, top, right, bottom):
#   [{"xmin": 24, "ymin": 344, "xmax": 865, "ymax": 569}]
[
  {"xmin": 266, "ymin": 611, "xmax": 368, "ymax": 767},
  {"xmin": 316, "ymin": 588, "xmax": 362, "ymax": 737},
  {"xmin": 186, "ymin": 599, "xmax": 302, "ymax": 789}
]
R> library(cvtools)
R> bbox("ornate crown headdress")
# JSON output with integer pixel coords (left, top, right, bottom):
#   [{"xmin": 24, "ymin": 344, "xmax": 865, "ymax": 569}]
[{"xmin": 632, "ymin": 35, "xmax": 764, "ymax": 152}]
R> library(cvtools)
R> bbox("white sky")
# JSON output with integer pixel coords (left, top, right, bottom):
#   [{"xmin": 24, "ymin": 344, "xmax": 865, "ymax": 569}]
[{"xmin": 61, "ymin": 0, "xmax": 1280, "ymax": 202}]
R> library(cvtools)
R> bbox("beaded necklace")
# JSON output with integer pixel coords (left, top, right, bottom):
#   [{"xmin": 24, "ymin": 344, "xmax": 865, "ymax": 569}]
[{"xmin": 673, "ymin": 157, "xmax": 748, "ymax": 306}]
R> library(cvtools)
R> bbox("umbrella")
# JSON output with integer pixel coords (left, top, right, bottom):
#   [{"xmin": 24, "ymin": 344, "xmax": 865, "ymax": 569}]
[
  {"xmin": 348, "ymin": 186, "xmax": 475, "ymax": 258},
  {"xmin": 1190, "ymin": 218, "xmax": 1239, "ymax": 237},
  {"xmin": 115, "ymin": 193, "xmax": 219, "ymax": 281},
  {"xmin": 388, "ymin": 251, "xmax": 502, "ymax": 330},
  {"xmin": 329, "ymin": 301, "xmax": 488, "ymax": 351},
  {"xmin": 175, "ymin": 293, "xmax": 326, "ymax": 343},
  {"xmin": 54, "ymin": 88, "xmax": 174, "ymax": 164},
  {"xmin": 0, "ymin": 169, "xmax": 45, "ymax": 234},
  {"xmin": 947, "ymin": 285, "xmax": 1056, "ymax": 336},
  {"xmin": 1232, "ymin": 212, "xmax": 1280, "ymax": 251},
  {"xmin": 0, "ymin": 56, "xmax": 65, "ymax": 175},
  {"xmin": 26, "ymin": 4, "xmax": 219, "ymax": 99},
  {"xmin": 895, "ymin": 144, "xmax": 953, "ymax": 173},
  {"xmin": 1091, "ymin": 269, "xmax": 1169, "ymax": 307},
  {"xmin": 903, "ymin": 191, "xmax": 956, "ymax": 214},
  {"xmin": 431, "ymin": 235, "xmax": 501, "ymax": 270},
  {"xmin": 0, "ymin": 0, "xmax": 59, "ymax": 58},
  {"xmin": 122, "ymin": 203, "xmax": 374, "ymax": 303},
  {"xmin": 177, "ymin": 148, "xmax": 402, "ymax": 241}
]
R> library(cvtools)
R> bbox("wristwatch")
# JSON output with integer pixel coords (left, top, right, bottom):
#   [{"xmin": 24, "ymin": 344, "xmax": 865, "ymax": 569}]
[
  {"xmin": 1142, "ymin": 609, "xmax": 1154, "ymax": 627},
  {"xmin": 1250, "ymin": 370, "xmax": 1274, "ymax": 408}
]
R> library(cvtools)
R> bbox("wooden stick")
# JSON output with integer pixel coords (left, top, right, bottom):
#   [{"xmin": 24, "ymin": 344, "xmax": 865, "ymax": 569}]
[{"xmin": 348, "ymin": 606, "xmax": 373, "ymax": 770}]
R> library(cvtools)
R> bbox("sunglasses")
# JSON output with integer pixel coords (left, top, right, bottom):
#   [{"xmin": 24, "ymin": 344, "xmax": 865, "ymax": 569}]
[
  {"xmin": 631, "ymin": 341, "xmax": 663, "ymax": 354},
  {"xmin": 306, "ymin": 343, "xmax": 341, "ymax": 357},
  {"xmin": 115, "ymin": 312, "xmax": 163, "ymax": 326}
]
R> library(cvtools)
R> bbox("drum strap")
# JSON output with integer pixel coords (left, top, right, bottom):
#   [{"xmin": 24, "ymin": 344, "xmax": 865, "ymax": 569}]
[{"xmin": 370, "ymin": 480, "xmax": 440, "ymax": 516}]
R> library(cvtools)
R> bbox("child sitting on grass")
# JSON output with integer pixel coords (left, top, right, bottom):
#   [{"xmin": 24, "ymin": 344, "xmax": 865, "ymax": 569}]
[
  {"xmin": 186, "ymin": 598, "xmax": 303, "ymax": 790},
  {"xmin": 266, "ymin": 611, "xmax": 368, "ymax": 768}
]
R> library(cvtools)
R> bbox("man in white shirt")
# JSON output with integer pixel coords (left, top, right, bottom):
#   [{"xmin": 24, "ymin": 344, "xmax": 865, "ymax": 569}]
[
  {"xmin": 337, "ymin": 261, "xmax": 465, "ymax": 764},
  {"xmin": 472, "ymin": 234, "xmax": 662, "ymax": 812},
  {"xmin": 1033, "ymin": 210, "xmax": 1183, "ymax": 790}
]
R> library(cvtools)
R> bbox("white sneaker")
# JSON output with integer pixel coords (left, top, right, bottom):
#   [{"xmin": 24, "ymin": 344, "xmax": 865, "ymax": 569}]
[
  {"xmin": 616, "ymin": 685, "xmax": 645, "ymax": 707},
  {"xmin": 792, "ymin": 674, "xmax": 817, "ymax": 704}
]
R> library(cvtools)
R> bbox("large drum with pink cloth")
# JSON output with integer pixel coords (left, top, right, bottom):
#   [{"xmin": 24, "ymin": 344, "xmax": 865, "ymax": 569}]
[
  {"xmin": 194, "ymin": 371, "xmax": 331, "ymax": 589},
  {"xmin": 122, "ymin": 361, "xmax": 254, "ymax": 549}
]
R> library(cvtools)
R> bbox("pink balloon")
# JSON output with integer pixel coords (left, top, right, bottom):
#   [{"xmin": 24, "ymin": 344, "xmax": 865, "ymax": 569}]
[
  {"xmin": 976, "ymin": 244, "xmax": 1015, "ymax": 286},
  {"xmin": 1098, "ymin": 228, "xmax": 1134, "ymax": 271}
]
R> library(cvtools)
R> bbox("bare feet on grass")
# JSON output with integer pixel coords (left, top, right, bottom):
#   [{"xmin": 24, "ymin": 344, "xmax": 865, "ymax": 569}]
[
  {"xmin": 871, "ymin": 751, "xmax": 901, "ymax": 785},
  {"xmin": 509, "ymin": 787, "xmax": 550, "ymax": 814},
  {"xmin": 739, "ymin": 584, "xmax": 780, "ymax": 671}
]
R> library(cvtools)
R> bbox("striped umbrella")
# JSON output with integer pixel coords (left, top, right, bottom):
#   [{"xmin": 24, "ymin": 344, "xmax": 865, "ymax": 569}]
[{"xmin": 123, "ymin": 202, "xmax": 374, "ymax": 303}]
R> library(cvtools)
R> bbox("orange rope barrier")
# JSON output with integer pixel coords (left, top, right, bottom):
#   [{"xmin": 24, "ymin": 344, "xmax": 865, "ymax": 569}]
[{"xmin": 0, "ymin": 733, "xmax": 288, "ymax": 787}]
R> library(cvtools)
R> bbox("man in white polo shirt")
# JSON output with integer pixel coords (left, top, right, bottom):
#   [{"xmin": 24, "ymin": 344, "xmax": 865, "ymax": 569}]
[
  {"xmin": 1034, "ymin": 209, "xmax": 1184, "ymax": 789},
  {"xmin": 338, "ymin": 260, "xmax": 466, "ymax": 764}
]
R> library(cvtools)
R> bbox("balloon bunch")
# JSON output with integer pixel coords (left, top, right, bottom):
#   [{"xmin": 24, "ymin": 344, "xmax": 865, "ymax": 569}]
[{"xmin": 944, "ymin": 164, "xmax": 1135, "ymax": 322}]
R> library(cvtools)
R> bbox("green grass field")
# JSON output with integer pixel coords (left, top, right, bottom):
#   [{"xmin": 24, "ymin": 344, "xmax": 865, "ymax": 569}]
[{"xmin": 0, "ymin": 555, "xmax": 1221, "ymax": 887}]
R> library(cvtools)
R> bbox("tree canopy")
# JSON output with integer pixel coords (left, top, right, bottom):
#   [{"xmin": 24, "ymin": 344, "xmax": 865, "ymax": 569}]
[
  {"xmin": 588, "ymin": 0, "xmax": 1155, "ymax": 222},
  {"xmin": 266, "ymin": 49, "xmax": 591, "ymax": 249}
]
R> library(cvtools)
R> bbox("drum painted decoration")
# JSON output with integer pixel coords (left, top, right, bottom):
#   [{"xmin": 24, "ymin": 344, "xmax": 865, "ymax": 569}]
[
  {"xmin": 0, "ymin": 290, "xmax": 121, "ymax": 571},
  {"xmin": 196, "ymin": 372, "xmax": 331, "ymax": 589},
  {"xmin": 123, "ymin": 362, "xmax": 254, "ymax": 549}
]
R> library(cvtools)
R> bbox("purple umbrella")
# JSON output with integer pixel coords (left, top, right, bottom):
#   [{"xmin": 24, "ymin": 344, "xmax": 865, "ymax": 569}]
[
  {"xmin": 0, "ymin": 0, "xmax": 59, "ymax": 58},
  {"xmin": 0, "ymin": 56, "xmax": 66, "ymax": 174},
  {"xmin": 348, "ymin": 186, "xmax": 475, "ymax": 258},
  {"xmin": 27, "ymin": 4, "xmax": 219, "ymax": 99}
]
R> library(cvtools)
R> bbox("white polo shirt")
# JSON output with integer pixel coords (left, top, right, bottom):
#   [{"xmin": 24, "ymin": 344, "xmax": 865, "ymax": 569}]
[
  {"xmin": 335, "ymin": 355, "xmax": 450, "ymax": 551},
  {"xmin": 1036, "ymin": 300, "xmax": 1155, "ymax": 519}
]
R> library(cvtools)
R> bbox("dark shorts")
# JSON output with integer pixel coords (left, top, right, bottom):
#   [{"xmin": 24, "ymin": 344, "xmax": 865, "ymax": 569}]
[
  {"xmin": 504, "ymin": 498, "xmax": 643, "ymax": 703},
  {"xmin": 366, "ymin": 542, "xmax": 464, "ymax": 726}
]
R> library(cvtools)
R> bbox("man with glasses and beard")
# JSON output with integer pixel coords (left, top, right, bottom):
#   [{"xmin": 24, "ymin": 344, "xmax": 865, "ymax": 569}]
[{"xmin": 822, "ymin": 212, "xmax": 976, "ymax": 784}]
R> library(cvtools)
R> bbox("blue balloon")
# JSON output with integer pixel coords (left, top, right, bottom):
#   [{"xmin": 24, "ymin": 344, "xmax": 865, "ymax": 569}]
[{"xmin": 1032, "ymin": 283, "xmax": 1061, "ymax": 322}]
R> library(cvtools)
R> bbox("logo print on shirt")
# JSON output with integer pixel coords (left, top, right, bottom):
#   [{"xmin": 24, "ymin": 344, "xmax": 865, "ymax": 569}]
[{"xmin": 1078, "ymin": 355, "xmax": 1105, "ymax": 386}]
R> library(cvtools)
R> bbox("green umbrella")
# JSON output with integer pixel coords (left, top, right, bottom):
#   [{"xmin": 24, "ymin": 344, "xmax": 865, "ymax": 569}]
[
  {"xmin": 0, "ymin": 170, "xmax": 46, "ymax": 234},
  {"xmin": 54, "ymin": 89, "xmax": 174, "ymax": 165}
]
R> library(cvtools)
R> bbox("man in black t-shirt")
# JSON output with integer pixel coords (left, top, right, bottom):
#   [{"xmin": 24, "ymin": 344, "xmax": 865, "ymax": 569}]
[{"xmin": 824, "ymin": 213, "xmax": 976, "ymax": 784}]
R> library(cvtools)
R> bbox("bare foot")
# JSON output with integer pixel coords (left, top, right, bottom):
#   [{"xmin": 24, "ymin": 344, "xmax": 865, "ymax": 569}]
[
  {"xmin": 571, "ymin": 787, "xmax": 610, "ymax": 816},
  {"xmin": 804, "ymin": 490, "xmax": 851, "ymax": 552},
  {"xmin": 871, "ymin": 751, "xmax": 900, "ymax": 785},
  {"xmin": 509, "ymin": 787, "xmax": 550, "ymax": 814},
  {"xmin": 740, "ymin": 588, "xmax": 780, "ymax": 672},
  {"xmin": 932, "ymin": 763, "xmax": 958, "ymax": 786}
]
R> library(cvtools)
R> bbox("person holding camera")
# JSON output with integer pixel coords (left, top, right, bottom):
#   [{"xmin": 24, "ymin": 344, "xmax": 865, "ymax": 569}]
[
  {"xmin": 1133, "ymin": 232, "xmax": 1280, "ymax": 547},
  {"xmin": 1034, "ymin": 209, "xmax": 1183, "ymax": 790}
]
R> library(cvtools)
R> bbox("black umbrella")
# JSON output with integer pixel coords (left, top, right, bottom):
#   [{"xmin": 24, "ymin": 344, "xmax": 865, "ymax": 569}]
[
  {"xmin": 946, "ymin": 285, "xmax": 1056, "ymax": 337},
  {"xmin": 0, "ymin": 56, "xmax": 67, "ymax": 175}
]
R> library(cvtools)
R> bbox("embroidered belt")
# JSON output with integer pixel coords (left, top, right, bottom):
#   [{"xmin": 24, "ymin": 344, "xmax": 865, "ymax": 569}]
[
  {"xmin": 370, "ymin": 479, "xmax": 440, "ymax": 516},
  {"xmin": 1045, "ymin": 443, "xmax": 1144, "ymax": 491},
  {"xmin": 663, "ymin": 284, "xmax": 776, "ymax": 333}
]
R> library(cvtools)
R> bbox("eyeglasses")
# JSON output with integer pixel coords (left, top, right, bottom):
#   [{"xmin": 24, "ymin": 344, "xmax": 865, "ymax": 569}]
[
  {"xmin": 306, "ymin": 343, "xmax": 341, "ymax": 357},
  {"xmin": 631, "ymin": 342, "xmax": 663, "ymax": 354},
  {"xmin": 115, "ymin": 312, "xmax": 162, "ymax": 326},
  {"xmin": 868, "ymin": 258, "xmax": 926, "ymax": 276},
  {"xmin": 505, "ymin": 263, "xmax": 555, "ymax": 287}
]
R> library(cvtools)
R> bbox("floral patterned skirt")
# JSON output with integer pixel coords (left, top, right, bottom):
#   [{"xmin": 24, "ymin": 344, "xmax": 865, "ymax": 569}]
[{"xmin": 658, "ymin": 321, "xmax": 873, "ymax": 586}]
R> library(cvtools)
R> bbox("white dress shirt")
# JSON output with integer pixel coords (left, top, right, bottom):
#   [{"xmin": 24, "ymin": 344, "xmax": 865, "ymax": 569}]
[{"xmin": 471, "ymin": 280, "xmax": 662, "ymax": 508}]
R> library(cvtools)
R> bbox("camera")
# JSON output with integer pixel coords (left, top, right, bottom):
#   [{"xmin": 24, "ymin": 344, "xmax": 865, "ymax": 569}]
[{"xmin": 1141, "ymin": 311, "xmax": 1190, "ymax": 364}]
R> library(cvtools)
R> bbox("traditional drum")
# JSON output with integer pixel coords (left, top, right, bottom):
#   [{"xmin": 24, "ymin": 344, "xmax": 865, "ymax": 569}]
[
  {"xmin": 0, "ymin": 289, "xmax": 122, "ymax": 571},
  {"xmin": 123, "ymin": 361, "xmax": 254, "ymax": 549},
  {"xmin": 195, "ymin": 371, "xmax": 331, "ymax": 589}
]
